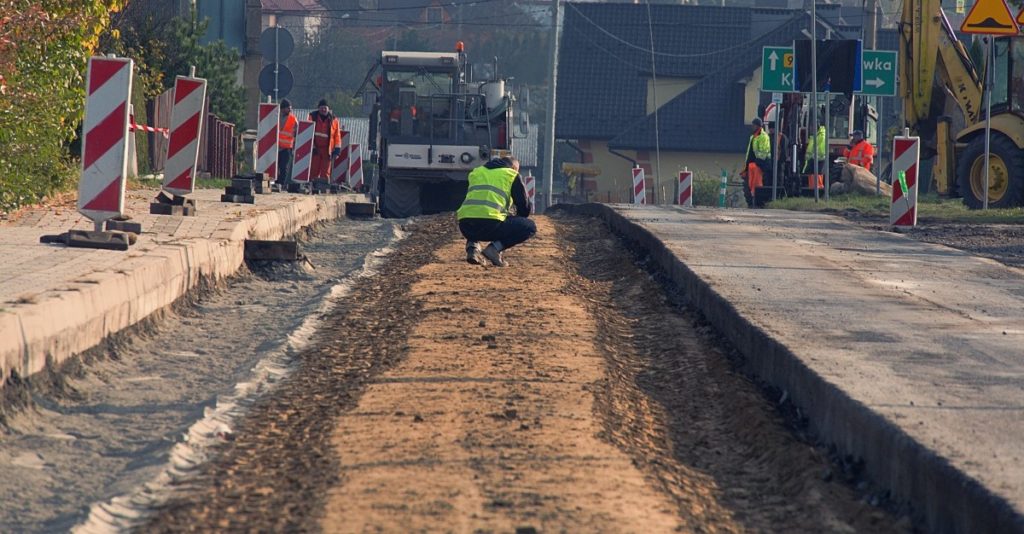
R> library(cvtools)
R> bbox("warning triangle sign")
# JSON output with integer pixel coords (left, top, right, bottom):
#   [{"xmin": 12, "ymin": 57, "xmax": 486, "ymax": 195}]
[
  {"xmin": 1018, "ymin": 6, "xmax": 1024, "ymax": 26},
  {"xmin": 961, "ymin": 0, "xmax": 1019, "ymax": 35}
]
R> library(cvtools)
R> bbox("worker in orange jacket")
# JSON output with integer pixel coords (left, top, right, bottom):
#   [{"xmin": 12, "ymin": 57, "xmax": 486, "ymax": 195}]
[
  {"xmin": 308, "ymin": 98, "xmax": 342, "ymax": 180},
  {"xmin": 277, "ymin": 98, "xmax": 298, "ymax": 186},
  {"xmin": 842, "ymin": 129, "xmax": 874, "ymax": 171}
]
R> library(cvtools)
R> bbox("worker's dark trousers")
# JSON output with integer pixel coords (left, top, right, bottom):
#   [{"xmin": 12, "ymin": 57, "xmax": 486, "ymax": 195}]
[
  {"xmin": 459, "ymin": 217, "xmax": 536, "ymax": 250},
  {"xmin": 277, "ymin": 148, "xmax": 293, "ymax": 184}
]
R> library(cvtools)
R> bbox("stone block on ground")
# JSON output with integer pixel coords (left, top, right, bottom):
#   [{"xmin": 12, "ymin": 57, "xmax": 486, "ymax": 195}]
[{"xmin": 840, "ymin": 164, "xmax": 891, "ymax": 196}]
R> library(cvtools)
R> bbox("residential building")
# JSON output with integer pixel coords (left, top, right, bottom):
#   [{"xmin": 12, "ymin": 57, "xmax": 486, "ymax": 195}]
[{"xmin": 556, "ymin": 2, "xmax": 897, "ymax": 203}]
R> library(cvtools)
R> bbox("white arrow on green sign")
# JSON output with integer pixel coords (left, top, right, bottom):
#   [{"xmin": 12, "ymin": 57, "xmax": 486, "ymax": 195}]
[
  {"xmin": 857, "ymin": 50, "xmax": 897, "ymax": 96},
  {"xmin": 761, "ymin": 46, "xmax": 795, "ymax": 93}
]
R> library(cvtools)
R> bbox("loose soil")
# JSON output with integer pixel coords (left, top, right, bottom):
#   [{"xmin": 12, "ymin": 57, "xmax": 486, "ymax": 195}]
[
  {"xmin": 838, "ymin": 212, "xmax": 1024, "ymax": 269},
  {"xmin": 146, "ymin": 215, "xmax": 906, "ymax": 532}
]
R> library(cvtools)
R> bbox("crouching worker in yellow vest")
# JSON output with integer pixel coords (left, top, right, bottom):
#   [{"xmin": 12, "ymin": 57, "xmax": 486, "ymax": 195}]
[{"xmin": 457, "ymin": 156, "xmax": 536, "ymax": 268}]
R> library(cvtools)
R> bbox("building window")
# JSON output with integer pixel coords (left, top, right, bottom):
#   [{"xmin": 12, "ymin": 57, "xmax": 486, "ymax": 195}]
[{"xmin": 425, "ymin": 6, "xmax": 444, "ymax": 23}]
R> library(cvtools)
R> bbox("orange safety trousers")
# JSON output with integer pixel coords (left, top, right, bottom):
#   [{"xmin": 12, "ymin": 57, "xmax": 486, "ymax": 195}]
[
  {"xmin": 807, "ymin": 174, "xmax": 824, "ymax": 189},
  {"xmin": 746, "ymin": 163, "xmax": 764, "ymax": 193},
  {"xmin": 310, "ymin": 146, "xmax": 332, "ymax": 180}
]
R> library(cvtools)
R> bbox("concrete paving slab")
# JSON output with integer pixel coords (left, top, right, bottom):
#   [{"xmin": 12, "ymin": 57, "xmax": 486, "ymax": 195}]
[
  {"xmin": 572, "ymin": 204, "xmax": 1024, "ymax": 534},
  {"xmin": 0, "ymin": 188, "xmax": 367, "ymax": 388}
]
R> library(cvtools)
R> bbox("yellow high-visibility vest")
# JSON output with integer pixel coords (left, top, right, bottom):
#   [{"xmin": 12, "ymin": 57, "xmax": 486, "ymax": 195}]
[
  {"xmin": 456, "ymin": 166, "xmax": 518, "ymax": 221},
  {"xmin": 747, "ymin": 129, "xmax": 770, "ymax": 161}
]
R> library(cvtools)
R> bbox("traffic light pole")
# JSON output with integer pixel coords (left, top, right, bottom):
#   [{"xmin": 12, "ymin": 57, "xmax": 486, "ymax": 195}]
[{"xmin": 811, "ymin": 3, "xmax": 820, "ymax": 203}]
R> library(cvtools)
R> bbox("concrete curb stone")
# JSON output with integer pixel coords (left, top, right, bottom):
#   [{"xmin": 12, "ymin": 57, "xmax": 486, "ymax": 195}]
[{"xmin": 1, "ymin": 192, "xmax": 363, "ymax": 389}]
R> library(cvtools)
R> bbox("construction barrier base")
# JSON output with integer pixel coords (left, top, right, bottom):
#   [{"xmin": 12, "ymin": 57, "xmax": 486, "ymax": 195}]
[
  {"xmin": 345, "ymin": 201, "xmax": 377, "ymax": 219},
  {"xmin": 150, "ymin": 192, "xmax": 197, "ymax": 216},
  {"xmin": 105, "ymin": 220, "xmax": 144, "ymax": 234},
  {"xmin": 253, "ymin": 179, "xmax": 272, "ymax": 194},
  {"xmin": 150, "ymin": 203, "xmax": 196, "ymax": 216},
  {"xmin": 220, "ymin": 194, "xmax": 255, "ymax": 204},
  {"xmin": 330, "ymin": 183, "xmax": 355, "ymax": 194},
  {"xmin": 286, "ymin": 182, "xmax": 310, "ymax": 194},
  {"xmin": 39, "ymin": 230, "xmax": 137, "ymax": 251}
]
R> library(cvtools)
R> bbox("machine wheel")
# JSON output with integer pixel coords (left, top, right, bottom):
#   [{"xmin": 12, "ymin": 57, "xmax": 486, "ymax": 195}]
[
  {"xmin": 957, "ymin": 133, "xmax": 1024, "ymax": 209},
  {"xmin": 381, "ymin": 178, "xmax": 422, "ymax": 218}
]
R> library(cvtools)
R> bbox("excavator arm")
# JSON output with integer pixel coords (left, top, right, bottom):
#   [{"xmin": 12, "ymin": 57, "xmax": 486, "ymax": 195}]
[{"xmin": 899, "ymin": 0, "xmax": 983, "ymax": 194}]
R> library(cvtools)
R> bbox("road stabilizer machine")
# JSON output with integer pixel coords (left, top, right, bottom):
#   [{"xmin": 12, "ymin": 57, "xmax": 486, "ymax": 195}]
[{"xmin": 359, "ymin": 43, "xmax": 528, "ymax": 218}]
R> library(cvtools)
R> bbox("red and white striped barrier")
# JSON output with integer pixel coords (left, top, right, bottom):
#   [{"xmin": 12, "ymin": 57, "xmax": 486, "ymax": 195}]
[
  {"xmin": 523, "ymin": 171, "xmax": 536, "ymax": 206},
  {"xmin": 78, "ymin": 56, "xmax": 134, "ymax": 225},
  {"xmin": 162, "ymin": 75, "xmax": 207, "ymax": 197},
  {"xmin": 677, "ymin": 168, "xmax": 693, "ymax": 207},
  {"xmin": 632, "ymin": 167, "xmax": 646, "ymax": 205},
  {"xmin": 348, "ymin": 143, "xmax": 364, "ymax": 189},
  {"xmin": 890, "ymin": 134, "xmax": 920, "ymax": 227},
  {"xmin": 291, "ymin": 120, "xmax": 315, "ymax": 183},
  {"xmin": 256, "ymin": 103, "xmax": 279, "ymax": 182},
  {"xmin": 129, "ymin": 115, "xmax": 168, "ymax": 138},
  {"xmin": 331, "ymin": 130, "xmax": 350, "ymax": 185}
]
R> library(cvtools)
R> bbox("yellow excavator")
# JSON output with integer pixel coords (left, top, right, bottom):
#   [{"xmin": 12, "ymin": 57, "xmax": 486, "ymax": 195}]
[{"xmin": 899, "ymin": 0, "xmax": 1024, "ymax": 208}]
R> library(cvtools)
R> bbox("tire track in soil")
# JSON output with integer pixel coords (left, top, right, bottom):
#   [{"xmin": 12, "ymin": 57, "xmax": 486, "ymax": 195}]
[{"xmin": 142, "ymin": 216, "xmax": 451, "ymax": 532}]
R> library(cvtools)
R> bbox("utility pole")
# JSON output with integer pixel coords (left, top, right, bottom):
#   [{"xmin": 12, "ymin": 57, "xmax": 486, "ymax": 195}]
[
  {"xmin": 865, "ymin": 0, "xmax": 878, "ymax": 50},
  {"xmin": 543, "ymin": 0, "xmax": 561, "ymax": 212}
]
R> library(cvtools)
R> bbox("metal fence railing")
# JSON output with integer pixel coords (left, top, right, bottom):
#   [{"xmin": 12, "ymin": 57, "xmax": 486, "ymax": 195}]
[
  {"xmin": 206, "ymin": 114, "xmax": 236, "ymax": 179},
  {"xmin": 145, "ymin": 87, "xmax": 236, "ymax": 178}
]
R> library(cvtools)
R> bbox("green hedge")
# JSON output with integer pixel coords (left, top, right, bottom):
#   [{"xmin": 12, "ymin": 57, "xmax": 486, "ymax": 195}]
[{"xmin": 0, "ymin": 1, "xmax": 124, "ymax": 213}]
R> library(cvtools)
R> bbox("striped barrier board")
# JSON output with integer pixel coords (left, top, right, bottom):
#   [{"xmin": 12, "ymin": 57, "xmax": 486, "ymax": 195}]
[
  {"xmin": 162, "ymin": 75, "xmax": 207, "ymax": 197},
  {"xmin": 78, "ymin": 56, "xmax": 134, "ymax": 225},
  {"xmin": 890, "ymin": 135, "xmax": 920, "ymax": 227},
  {"xmin": 256, "ymin": 103, "xmax": 279, "ymax": 182},
  {"xmin": 632, "ymin": 167, "xmax": 646, "ymax": 205},
  {"xmin": 348, "ymin": 143, "xmax": 364, "ymax": 189},
  {"xmin": 523, "ymin": 172, "xmax": 536, "ymax": 207},
  {"xmin": 331, "ymin": 130, "xmax": 350, "ymax": 185},
  {"xmin": 678, "ymin": 169, "xmax": 693, "ymax": 207},
  {"xmin": 291, "ymin": 120, "xmax": 315, "ymax": 183}
]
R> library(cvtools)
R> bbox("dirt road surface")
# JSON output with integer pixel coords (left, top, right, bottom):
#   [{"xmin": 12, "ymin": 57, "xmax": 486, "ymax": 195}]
[{"xmin": 148, "ymin": 215, "xmax": 906, "ymax": 532}]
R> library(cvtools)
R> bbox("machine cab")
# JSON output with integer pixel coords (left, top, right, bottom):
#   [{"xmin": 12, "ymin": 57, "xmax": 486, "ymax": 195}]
[
  {"xmin": 990, "ymin": 37, "xmax": 1024, "ymax": 117},
  {"xmin": 378, "ymin": 52, "xmax": 460, "ymax": 143}
]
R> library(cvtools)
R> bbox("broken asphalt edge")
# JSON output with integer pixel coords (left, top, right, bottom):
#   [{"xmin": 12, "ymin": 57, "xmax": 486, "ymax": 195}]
[{"xmin": 558, "ymin": 203, "xmax": 1023, "ymax": 534}]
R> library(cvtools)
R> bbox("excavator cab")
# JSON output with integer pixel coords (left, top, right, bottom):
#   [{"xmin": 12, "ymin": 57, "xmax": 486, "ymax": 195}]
[{"xmin": 990, "ymin": 37, "xmax": 1024, "ymax": 115}]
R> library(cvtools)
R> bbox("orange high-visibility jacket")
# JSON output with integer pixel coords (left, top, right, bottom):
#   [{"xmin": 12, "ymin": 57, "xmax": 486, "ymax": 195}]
[
  {"xmin": 843, "ymin": 140, "xmax": 875, "ymax": 169},
  {"xmin": 279, "ymin": 113, "xmax": 298, "ymax": 149},
  {"xmin": 310, "ymin": 112, "xmax": 342, "ymax": 150}
]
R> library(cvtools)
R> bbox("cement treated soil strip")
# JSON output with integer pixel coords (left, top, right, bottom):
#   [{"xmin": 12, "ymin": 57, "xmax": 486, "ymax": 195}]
[{"xmin": 574, "ymin": 204, "xmax": 1024, "ymax": 533}]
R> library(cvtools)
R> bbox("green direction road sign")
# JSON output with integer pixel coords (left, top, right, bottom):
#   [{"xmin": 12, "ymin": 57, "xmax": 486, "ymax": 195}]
[
  {"xmin": 761, "ymin": 46, "xmax": 794, "ymax": 92},
  {"xmin": 859, "ymin": 50, "xmax": 897, "ymax": 96}
]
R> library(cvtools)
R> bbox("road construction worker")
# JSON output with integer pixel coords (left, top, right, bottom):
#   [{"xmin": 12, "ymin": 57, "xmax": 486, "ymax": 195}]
[
  {"xmin": 843, "ymin": 129, "xmax": 874, "ymax": 171},
  {"xmin": 308, "ymin": 99, "xmax": 342, "ymax": 180},
  {"xmin": 456, "ymin": 156, "xmax": 535, "ymax": 268},
  {"xmin": 277, "ymin": 99, "xmax": 298, "ymax": 187},
  {"xmin": 803, "ymin": 125, "xmax": 827, "ymax": 190},
  {"xmin": 742, "ymin": 117, "xmax": 770, "ymax": 207}
]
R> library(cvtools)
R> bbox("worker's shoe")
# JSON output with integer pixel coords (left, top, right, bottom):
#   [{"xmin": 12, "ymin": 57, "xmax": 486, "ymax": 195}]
[
  {"xmin": 481, "ymin": 244, "xmax": 508, "ymax": 267},
  {"xmin": 466, "ymin": 242, "xmax": 485, "ymax": 265}
]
